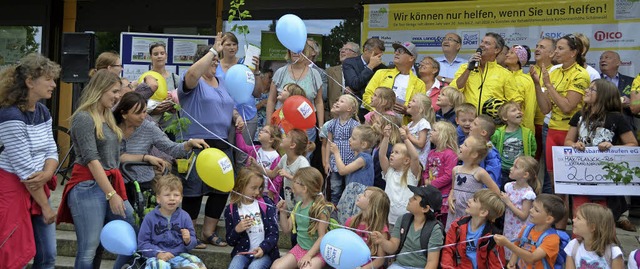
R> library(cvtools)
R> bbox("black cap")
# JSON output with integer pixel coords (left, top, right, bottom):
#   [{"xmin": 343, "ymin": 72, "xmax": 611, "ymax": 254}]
[{"xmin": 408, "ymin": 185, "xmax": 442, "ymax": 213}]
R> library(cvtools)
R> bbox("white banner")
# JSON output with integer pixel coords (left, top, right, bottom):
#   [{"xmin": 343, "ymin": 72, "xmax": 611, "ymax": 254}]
[{"xmin": 552, "ymin": 146, "xmax": 640, "ymax": 196}]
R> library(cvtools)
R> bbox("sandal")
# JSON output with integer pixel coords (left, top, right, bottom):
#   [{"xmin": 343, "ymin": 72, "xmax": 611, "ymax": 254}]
[
  {"xmin": 205, "ymin": 233, "xmax": 227, "ymax": 247},
  {"xmin": 194, "ymin": 239, "xmax": 207, "ymax": 249}
]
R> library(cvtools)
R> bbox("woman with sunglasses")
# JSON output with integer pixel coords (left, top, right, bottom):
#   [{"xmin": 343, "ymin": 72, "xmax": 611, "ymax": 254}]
[
  {"xmin": 178, "ymin": 32, "xmax": 245, "ymax": 248},
  {"xmin": 531, "ymin": 34, "xmax": 590, "ymax": 229}
]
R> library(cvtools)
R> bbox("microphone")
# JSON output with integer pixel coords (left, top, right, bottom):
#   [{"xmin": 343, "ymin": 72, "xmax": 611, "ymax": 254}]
[{"xmin": 468, "ymin": 47, "xmax": 482, "ymax": 70}]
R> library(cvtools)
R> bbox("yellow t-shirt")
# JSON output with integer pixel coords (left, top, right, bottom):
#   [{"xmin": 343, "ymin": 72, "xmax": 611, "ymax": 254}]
[
  {"xmin": 451, "ymin": 60, "xmax": 510, "ymax": 115},
  {"xmin": 547, "ymin": 63, "xmax": 590, "ymax": 131},
  {"xmin": 505, "ymin": 69, "xmax": 536, "ymax": 135},
  {"xmin": 633, "ymin": 74, "xmax": 640, "ymax": 92}
]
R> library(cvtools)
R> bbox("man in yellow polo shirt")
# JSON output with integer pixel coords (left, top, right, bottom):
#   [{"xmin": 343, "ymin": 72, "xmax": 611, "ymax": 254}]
[
  {"xmin": 363, "ymin": 41, "xmax": 426, "ymax": 117},
  {"xmin": 451, "ymin": 32, "xmax": 511, "ymax": 116}
]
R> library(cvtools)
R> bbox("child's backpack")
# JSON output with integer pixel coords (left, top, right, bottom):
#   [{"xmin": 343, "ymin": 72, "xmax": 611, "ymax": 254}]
[
  {"xmin": 290, "ymin": 201, "xmax": 339, "ymax": 234},
  {"xmin": 519, "ymin": 224, "xmax": 570, "ymax": 269},
  {"xmin": 396, "ymin": 213, "xmax": 445, "ymax": 268}
]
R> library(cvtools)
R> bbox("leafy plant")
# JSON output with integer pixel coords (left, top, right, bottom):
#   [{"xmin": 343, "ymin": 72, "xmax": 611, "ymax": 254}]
[
  {"xmin": 227, "ymin": 0, "xmax": 252, "ymax": 44},
  {"xmin": 601, "ymin": 161, "xmax": 640, "ymax": 185},
  {"xmin": 163, "ymin": 104, "xmax": 191, "ymax": 143}
]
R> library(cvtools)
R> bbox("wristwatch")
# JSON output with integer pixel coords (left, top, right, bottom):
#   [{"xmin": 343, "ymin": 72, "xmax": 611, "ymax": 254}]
[
  {"xmin": 106, "ymin": 190, "xmax": 116, "ymax": 201},
  {"xmin": 440, "ymin": 77, "xmax": 446, "ymax": 83}
]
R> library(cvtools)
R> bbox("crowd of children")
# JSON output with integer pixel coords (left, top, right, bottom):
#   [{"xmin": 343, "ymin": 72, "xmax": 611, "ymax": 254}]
[{"xmin": 133, "ymin": 77, "xmax": 636, "ymax": 269}]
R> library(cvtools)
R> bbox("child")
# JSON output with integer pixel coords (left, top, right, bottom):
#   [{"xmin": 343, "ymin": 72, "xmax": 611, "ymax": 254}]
[
  {"xmin": 441, "ymin": 189, "xmax": 506, "ymax": 269},
  {"xmin": 346, "ymin": 187, "xmax": 391, "ymax": 269},
  {"xmin": 271, "ymin": 83, "xmax": 307, "ymax": 134},
  {"xmin": 254, "ymin": 70, "xmax": 273, "ymax": 141},
  {"xmin": 137, "ymin": 174, "xmax": 205, "ymax": 269},
  {"xmin": 469, "ymin": 114, "xmax": 503, "ymax": 189},
  {"xmin": 494, "ymin": 194, "xmax": 566, "ymax": 269},
  {"xmin": 330, "ymin": 125, "xmax": 378, "ymax": 224},
  {"xmin": 225, "ymin": 169, "xmax": 280, "ymax": 269},
  {"xmin": 272, "ymin": 167, "xmax": 332, "ymax": 269},
  {"xmin": 425, "ymin": 121, "xmax": 459, "ymax": 224},
  {"xmin": 365, "ymin": 87, "xmax": 397, "ymax": 124},
  {"xmin": 372, "ymin": 114, "xmax": 403, "ymax": 190},
  {"xmin": 237, "ymin": 124, "xmax": 283, "ymax": 202},
  {"xmin": 446, "ymin": 136, "xmax": 501, "ymax": 231},
  {"xmin": 436, "ymin": 86, "xmax": 465, "ymax": 125},
  {"xmin": 371, "ymin": 185, "xmax": 445, "ymax": 269},
  {"xmin": 404, "ymin": 93, "xmax": 436, "ymax": 168},
  {"xmin": 501, "ymin": 156, "xmax": 540, "ymax": 261},
  {"xmin": 379, "ymin": 124, "xmax": 422, "ymax": 226},
  {"xmin": 325, "ymin": 94, "xmax": 360, "ymax": 205},
  {"xmin": 455, "ymin": 103, "xmax": 477, "ymax": 146},
  {"xmin": 629, "ymin": 249, "xmax": 640, "ymax": 269},
  {"xmin": 260, "ymin": 129, "xmax": 311, "ymax": 211},
  {"xmin": 491, "ymin": 102, "xmax": 536, "ymax": 185},
  {"xmin": 565, "ymin": 203, "xmax": 624, "ymax": 269}
]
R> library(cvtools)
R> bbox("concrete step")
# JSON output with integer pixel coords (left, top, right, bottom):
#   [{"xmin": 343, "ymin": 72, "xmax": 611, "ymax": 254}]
[{"xmin": 27, "ymin": 256, "xmax": 115, "ymax": 269}]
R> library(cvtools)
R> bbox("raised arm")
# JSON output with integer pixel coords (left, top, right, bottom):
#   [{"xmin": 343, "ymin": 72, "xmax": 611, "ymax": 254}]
[{"xmin": 184, "ymin": 32, "xmax": 222, "ymax": 90}]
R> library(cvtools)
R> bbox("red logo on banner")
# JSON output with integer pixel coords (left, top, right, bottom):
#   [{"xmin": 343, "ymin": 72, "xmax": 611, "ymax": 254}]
[{"xmin": 594, "ymin": 31, "xmax": 622, "ymax": 41}]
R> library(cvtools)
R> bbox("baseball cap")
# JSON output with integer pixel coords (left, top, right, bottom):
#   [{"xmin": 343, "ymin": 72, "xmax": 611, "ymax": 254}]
[
  {"xmin": 392, "ymin": 41, "xmax": 418, "ymax": 57},
  {"xmin": 408, "ymin": 185, "xmax": 442, "ymax": 213}
]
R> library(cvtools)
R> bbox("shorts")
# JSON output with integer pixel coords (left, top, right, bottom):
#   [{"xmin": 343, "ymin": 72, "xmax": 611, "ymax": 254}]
[
  {"xmin": 545, "ymin": 129, "xmax": 568, "ymax": 172},
  {"xmin": 145, "ymin": 253, "xmax": 204, "ymax": 269},
  {"xmin": 289, "ymin": 244, "xmax": 326, "ymax": 266}
]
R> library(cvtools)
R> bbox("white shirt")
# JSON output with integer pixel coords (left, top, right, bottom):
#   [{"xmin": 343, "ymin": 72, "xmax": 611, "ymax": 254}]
[
  {"xmin": 564, "ymin": 239, "xmax": 622, "ymax": 269},
  {"xmin": 383, "ymin": 168, "xmax": 418, "ymax": 225},
  {"xmin": 237, "ymin": 200, "xmax": 265, "ymax": 251},
  {"xmin": 277, "ymin": 155, "xmax": 310, "ymax": 210},
  {"xmin": 393, "ymin": 74, "xmax": 410, "ymax": 103},
  {"xmin": 407, "ymin": 118, "xmax": 431, "ymax": 167},
  {"xmin": 257, "ymin": 148, "xmax": 280, "ymax": 190}
]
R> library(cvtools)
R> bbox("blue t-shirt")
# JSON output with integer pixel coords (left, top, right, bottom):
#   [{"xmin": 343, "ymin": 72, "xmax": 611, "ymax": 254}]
[
  {"xmin": 346, "ymin": 151, "xmax": 374, "ymax": 186},
  {"xmin": 178, "ymin": 73, "xmax": 235, "ymax": 139},
  {"xmin": 466, "ymin": 222, "xmax": 486, "ymax": 269},
  {"xmin": 216, "ymin": 60, "xmax": 257, "ymax": 121}
]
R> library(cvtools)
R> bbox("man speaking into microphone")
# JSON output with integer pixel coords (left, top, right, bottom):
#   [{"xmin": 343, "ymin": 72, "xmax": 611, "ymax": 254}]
[{"xmin": 451, "ymin": 32, "xmax": 510, "ymax": 117}]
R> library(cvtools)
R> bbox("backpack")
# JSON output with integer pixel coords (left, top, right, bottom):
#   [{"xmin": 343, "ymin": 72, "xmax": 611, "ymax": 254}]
[
  {"xmin": 397, "ymin": 213, "xmax": 445, "ymax": 267},
  {"xmin": 290, "ymin": 201, "xmax": 339, "ymax": 234},
  {"xmin": 519, "ymin": 224, "xmax": 570, "ymax": 269},
  {"xmin": 452, "ymin": 216, "xmax": 501, "ymax": 269}
]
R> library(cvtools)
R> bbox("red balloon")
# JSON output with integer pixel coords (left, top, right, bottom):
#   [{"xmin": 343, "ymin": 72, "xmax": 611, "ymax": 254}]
[{"xmin": 282, "ymin": 95, "xmax": 317, "ymax": 129}]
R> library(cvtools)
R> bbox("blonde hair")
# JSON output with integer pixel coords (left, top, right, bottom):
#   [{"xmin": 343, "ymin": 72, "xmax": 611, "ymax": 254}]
[
  {"xmin": 514, "ymin": 156, "xmax": 541, "ymax": 194},
  {"xmin": 153, "ymin": 174, "xmax": 183, "ymax": 195},
  {"xmin": 288, "ymin": 129, "xmax": 313, "ymax": 156},
  {"xmin": 0, "ymin": 53, "xmax": 60, "ymax": 110},
  {"xmin": 348, "ymin": 187, "xmax": 390, "ymax": 256},
  {"xmin": 455, "ymin": 103, "xmax": 477, "ymax": 118},
  {"xmin": 473, "ymin": 189, "xmax": 506, "ymax": 222},
  {"xmin": 440, "ymin": 86, "xmax": 465, "ymax": 108},
  {"xmin": 576, "ymin": 203, "xmax": 619, "ymax": 257},
  {"xmin": 230, "ymin": 169, "xmax": 264, "ymax": 206},
  {"xmin": 475, "ymin": 114, "xmax": 497, "ymax": 138},
  {"xmin": 498, "ymin": 101, "xmax": 522, "ymax": 125},
  {"xmin": 372, "ymin": 87, "xmax": 396, "ymax": 112},
  {"xmin": 375, "ymin": 114, "xmax": 402, "ymax": 145},
  {"xmin": 339, "ymin": 94, "xmax": 359, "ymax": 120},
  {"xmin": 392, "ymin": 143, "xmax": 411, "ymax": 187},
  {"xmin": 353, "ymin": 125, "xmax": 379, "ymax": 150},
  {"xmin": 90, "ymin": 51, "xmax": 120, "ymax": 77},
  {"xmin": 573, "ymin": 33, "xmax": 590, "ymax": 55},
  {"xmin": 410, "ymin": 93, "xmax": 436, "ymax": 124},
  {"xmin": 465, "ymin": 136, "xmax": 491, "ymax": 163},
  {"xmin": 432, "ymin": 121, "xmax": 458, "ymax": 152},
  {"xmin": 71, "ymin": 69, "xmax": 123, "ymax": 140},
  {"xmin": 294, "ymin": 167, "xmax": 333, "ymax": 237}
]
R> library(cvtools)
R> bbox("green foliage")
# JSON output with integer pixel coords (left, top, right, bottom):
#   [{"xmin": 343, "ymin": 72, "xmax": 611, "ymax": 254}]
[
  {"xmin": 601, "ymin": 161, "xmax": 640, "ymax": 185},
  {"xmin": 323, "ymin": 18, "xmax": 361, "ymax": 66},
  {"xmin": 95, "ymin": 32, "xmax": 120, "ymax": 55},
  {"xmin": 163, "ymin": 104, "xmax": 192, "ymax": 142},
  {"xmin": 21, "ymin": 26, "xmax": 39, "ymax": 55},
  {"xmin": 227, "ymin": 0, "xmax": 252, "ymax": 43}
]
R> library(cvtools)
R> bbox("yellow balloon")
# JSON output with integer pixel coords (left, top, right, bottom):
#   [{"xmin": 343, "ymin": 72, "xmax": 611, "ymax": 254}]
[
  {"xmin": 195, "ymin": 148, "xmax": 234, "ymax": 192},
  {"xmin": 137, "ymin": 71, "xmax": 168, "ymax": 101}
]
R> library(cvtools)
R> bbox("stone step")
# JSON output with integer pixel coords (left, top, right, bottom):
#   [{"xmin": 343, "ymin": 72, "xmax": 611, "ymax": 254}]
[
  {"xmin": 54, "ymin": 230, "xmax": 290, "ymax": 268},
  {"xmin": 27, "ymin": 256, "xmax": 114, "ymax": 269},
  {"xmin": 57, "ymin": 219, "xmax": 295, "ymax": 250}
]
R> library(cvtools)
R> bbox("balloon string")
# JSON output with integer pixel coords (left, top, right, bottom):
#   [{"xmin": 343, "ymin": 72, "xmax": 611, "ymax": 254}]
[
  {"xmin": 178, "ymin": 107, "xmax": 246, "ymax": 155},
  {"xmin": 299, "ymin": 53, "xmax": 401, "ymax": 129},
  {"xmin": 371, "ymin": 235, "xmax": 495, "ymax": 259}
]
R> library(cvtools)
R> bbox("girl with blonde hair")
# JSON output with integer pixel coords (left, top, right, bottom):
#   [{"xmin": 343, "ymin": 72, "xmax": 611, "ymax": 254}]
[
  {"xmin": 425, "ymin": 121, "xmax": 459, "ymax": 223},
  {"xmin": 566, "ymin": 203, "xmax": 623, "ymax": 269},
  {"xmin": 346, "ymin": 187, "xmax": 391, "ymax": 269}
]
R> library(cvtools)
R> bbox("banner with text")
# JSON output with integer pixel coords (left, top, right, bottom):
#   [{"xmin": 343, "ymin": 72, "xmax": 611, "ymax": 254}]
[
  {"xmin": 363, "ymin": 0, "xmax": 640, "ymax": 76},
  {"xmin": 552, "ymin": 146, "xmax": 640, "ymax": 196}
]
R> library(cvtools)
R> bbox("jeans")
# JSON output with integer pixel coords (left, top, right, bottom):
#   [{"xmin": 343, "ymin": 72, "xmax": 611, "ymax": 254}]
[
  {"xmin": 228, "ymin": 254, "xmax": 273, "ymax": 269},
  {"xmin": 329, "ymin": 172, "xmax": 345, "ymax": 205},
  {"xmin": 68, "ymin": 180, "xmax": 136, "ymax": 269},
  {"xmin": 541, "ymin": 124, "xmax": 553, "ymax": 194},
  {"xmin": 31, "ymin": 211, "xmax": 56, "ymax": 269}
]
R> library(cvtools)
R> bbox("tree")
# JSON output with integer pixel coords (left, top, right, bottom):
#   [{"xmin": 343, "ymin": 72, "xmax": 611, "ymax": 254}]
[
  {"xmin": 323, "ymin": 18, "xmax": 361, "ymax": 67},
  {"xmin": 21, "ymin": 26, "xmax": 39, "ymax": 54}
]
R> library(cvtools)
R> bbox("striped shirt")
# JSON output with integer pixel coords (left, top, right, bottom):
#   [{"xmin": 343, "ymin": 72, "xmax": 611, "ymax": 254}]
[
  {"xmin": 327, "ymin": 118, "xmax": 360, "ymax": 171},
  {"xmin": 0, "ymin": 103, "xmax": 58, "ymax": 181}
]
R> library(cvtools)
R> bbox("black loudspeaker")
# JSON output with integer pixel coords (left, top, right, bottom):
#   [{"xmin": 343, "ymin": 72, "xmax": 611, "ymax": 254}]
[{"xmin": 61, "ymin": 32, "xmax": 95, "ymax": 83}]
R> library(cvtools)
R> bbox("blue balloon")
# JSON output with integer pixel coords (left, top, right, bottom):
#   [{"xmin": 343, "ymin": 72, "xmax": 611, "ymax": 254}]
[
  {"xmin": 320, "ymin": 229, "xmax": 371, "ymax": 269},
  {"xmin": 100, "ymin": 220, "xmax": 136, "ymax": 256},
  {"xmin": 224, "ymin": 64, "xmax": 256, "ymax": 104},
  {"xmin": 276, "ymin": 14, "xmax": 307, "ymax": 53}
]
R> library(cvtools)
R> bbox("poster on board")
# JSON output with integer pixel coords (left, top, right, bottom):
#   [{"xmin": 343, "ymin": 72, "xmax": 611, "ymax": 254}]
[{"xmin": 552, "ymin": 146, "xmax": 640, "ymax": 196}]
